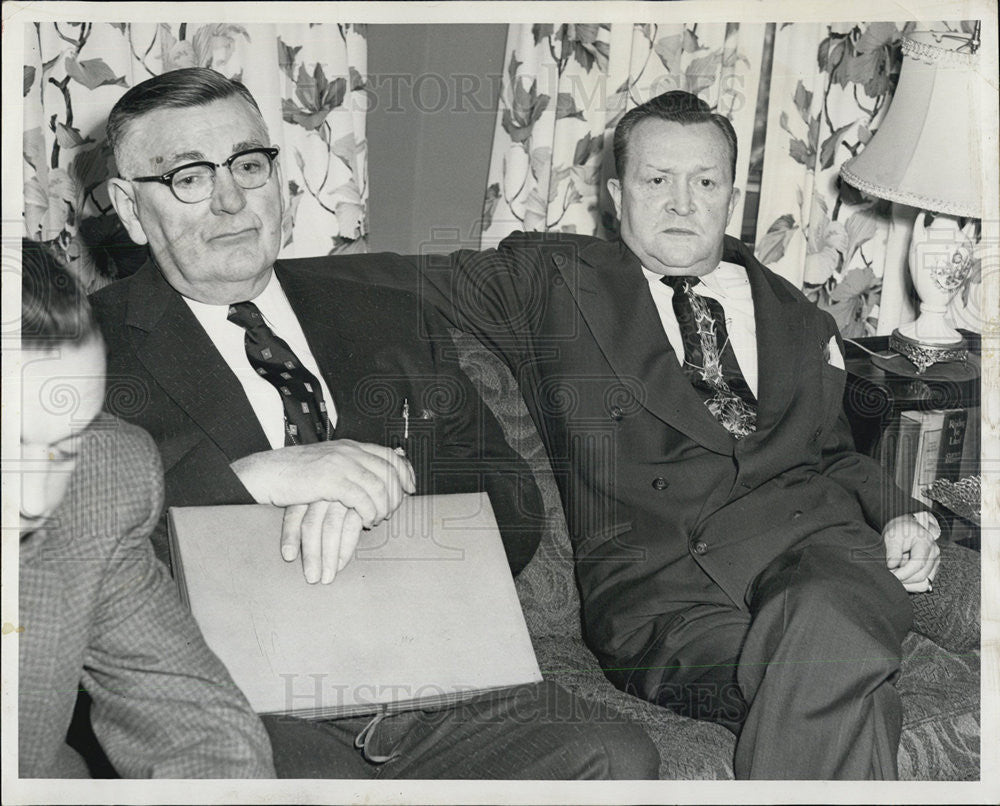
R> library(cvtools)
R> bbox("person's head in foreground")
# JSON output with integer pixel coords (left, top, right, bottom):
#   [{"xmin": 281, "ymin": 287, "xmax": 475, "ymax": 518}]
[
  {"xmin": 608, "ymin": 89, "xmax": 741, "ymax": 278},
  {"xmin": 19, "ymin": 239, "xmax": 106, "ymax": 536},
  {"xmin": 107, "ymin": 67, "xmax": 283, "ymax": 305}
]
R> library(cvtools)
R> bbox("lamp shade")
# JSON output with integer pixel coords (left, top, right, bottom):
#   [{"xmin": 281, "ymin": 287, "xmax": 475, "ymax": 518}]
[{"xmin": 840, "ymin": 32, "xmax": 981, "ymax": 217}]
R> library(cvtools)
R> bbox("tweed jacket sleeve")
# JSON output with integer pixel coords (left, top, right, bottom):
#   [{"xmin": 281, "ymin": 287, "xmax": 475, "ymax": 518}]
[{"xmin": 19, "ymin": 419, "xmax": 275, "ymax": 778}]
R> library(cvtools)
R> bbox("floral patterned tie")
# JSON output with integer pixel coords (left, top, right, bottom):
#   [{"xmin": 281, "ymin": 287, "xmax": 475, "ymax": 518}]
[
  {"xmin": 227, "ymin": 300, "xmax": 332, "ymax": 445},
  {"xmin": 661, "ymin": 275, "xmax": 757, "ymax": 438}
]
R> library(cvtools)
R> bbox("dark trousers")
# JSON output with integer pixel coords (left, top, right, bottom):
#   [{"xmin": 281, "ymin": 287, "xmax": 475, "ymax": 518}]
[
  {"xmin": 261, "ymin": 680, "xmax": 659, "ymax": 779},
  {"xmin": 613, "ymin": 542, "xmax": 913, "ymax": 779}
]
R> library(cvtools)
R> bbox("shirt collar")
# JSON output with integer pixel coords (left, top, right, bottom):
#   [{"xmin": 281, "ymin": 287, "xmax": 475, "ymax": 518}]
[
  {"xmin": 642, "ymin": 261, "xmax": 748, "ymax": 297},
  {"xmin": 183, "ymin": 269, "xmax": 281, "ymax": 320}
]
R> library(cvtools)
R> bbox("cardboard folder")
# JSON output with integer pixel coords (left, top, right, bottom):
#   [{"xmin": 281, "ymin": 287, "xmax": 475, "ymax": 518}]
[{"xmin": 168, "ymin": 493, "xmax": 541, "ymax": 719}]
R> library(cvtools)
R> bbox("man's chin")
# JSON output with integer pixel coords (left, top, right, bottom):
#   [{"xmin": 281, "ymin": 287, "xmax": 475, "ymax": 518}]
[
  {"xmin": 217, "ymin": 246, "xmax": 278, "ymax": 282},
  {"xmin": 216, "ymin": 232, "xmax": 279, "ymax": 266},
  {"xmin": 650, "ymin": 241, "xmax": 724, "ymax": 276},
  {"xmin": 649, "ymin": 248, "xmax": 701, "ymax": 273}
]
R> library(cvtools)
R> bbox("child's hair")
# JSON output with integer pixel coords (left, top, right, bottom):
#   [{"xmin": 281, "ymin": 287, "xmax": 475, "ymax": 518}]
[{"xmin": 21, "ymin": 239, "xmax": 100, "ymax": 349}]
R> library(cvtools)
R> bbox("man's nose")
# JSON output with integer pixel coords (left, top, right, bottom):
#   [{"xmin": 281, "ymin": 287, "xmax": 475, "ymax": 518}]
[
  {"xmin": 665, "ymin": 182, "xmax": 693, "ymax": 216},
  {"xmin": 209, "ymin": 168, "xmax": 248, "ymax": 215}
]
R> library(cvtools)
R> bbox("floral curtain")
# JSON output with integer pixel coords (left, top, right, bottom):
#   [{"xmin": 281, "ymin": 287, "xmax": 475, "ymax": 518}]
[
  {"xmin": 482, "ymin": 21, "xmax": 982, "ymax": 337},
  {"xmin": 481, "ymin": 23, "xmax": 764, "ymax": 247},
  {"xmin": 23, "ymin": 22, "xmax": 369, "ymax": 291}
]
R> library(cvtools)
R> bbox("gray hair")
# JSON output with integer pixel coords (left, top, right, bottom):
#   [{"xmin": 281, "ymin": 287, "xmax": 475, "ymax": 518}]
[{"xmin": 107, "ymin": 67, "xmax": 264, "ymax": 163}]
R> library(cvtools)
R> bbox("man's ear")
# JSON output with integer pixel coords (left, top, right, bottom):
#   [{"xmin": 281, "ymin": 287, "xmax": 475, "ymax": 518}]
[
  {"xmin": 276, "ymin": 159, "xmax": 287, "ymax": 217},
  {"xmin": 276, "ymin": 159, "xmax": 294, "ymax": 246},
  {"xmin": 726, "ymin": 186, "xmax": 742, "ymax": 225},
  {"xmin": 107, "ymin": 178, "xmax": 149, "ymax": 246},
  {"xmin": 607, "ymin": 177, "xmax": 622, "ymax": 219}
]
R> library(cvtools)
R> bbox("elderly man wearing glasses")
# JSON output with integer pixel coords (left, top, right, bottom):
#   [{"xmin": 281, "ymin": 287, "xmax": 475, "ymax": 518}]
[{"xmin": 90, "ymin": 67, "xmax": 658, "ymax": 780}]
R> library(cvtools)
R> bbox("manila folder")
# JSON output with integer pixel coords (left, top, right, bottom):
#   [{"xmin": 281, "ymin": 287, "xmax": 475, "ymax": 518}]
[{"xmin": 168, "ymin": 492, "xmax": 541, "ymax": 719}]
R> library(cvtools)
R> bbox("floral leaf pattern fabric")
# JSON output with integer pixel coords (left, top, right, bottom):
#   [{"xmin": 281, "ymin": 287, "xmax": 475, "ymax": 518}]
[
  {"xmin": 23, "ymin": 22, "xmax": 369, "ymax": 291},
  {"xmin": 484, "ymin": 20, "xmax": 981, "ymax": 337},
  {"xmin": 753, "ymin": 21, "xmax": 910, "ymax": 337}
]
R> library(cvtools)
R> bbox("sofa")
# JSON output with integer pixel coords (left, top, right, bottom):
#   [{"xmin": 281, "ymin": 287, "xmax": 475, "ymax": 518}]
[{"xmin": 454, "ymin": 332, "xmax": 982, "ymax": 780}]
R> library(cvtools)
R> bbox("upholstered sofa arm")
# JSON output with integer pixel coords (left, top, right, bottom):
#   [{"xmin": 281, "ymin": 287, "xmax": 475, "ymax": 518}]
[{"xmin": 907, "ymin": 542, "xmax": 980, "ymax": 652}]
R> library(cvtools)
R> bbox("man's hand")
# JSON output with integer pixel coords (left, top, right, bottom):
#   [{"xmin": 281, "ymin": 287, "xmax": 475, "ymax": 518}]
[
  {"xmin": 281, "ymin": 501, "xmax": 365, "ymax": 584},
  {"xmin": 883, "ymin": 513, "xmax": 941, "ymax": 593},
  {"xmin": 231, "ymin": 439, "xmax": 415, "ymax": 524},
  {"xmin": 231, "ymin": 440, "xmax": 415, "ymax": 584}
]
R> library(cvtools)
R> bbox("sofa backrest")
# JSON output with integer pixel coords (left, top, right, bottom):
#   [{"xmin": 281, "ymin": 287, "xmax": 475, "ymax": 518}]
[{"xmin": 452, "ymin": 331, "xmax": 585, "ymax": 640}]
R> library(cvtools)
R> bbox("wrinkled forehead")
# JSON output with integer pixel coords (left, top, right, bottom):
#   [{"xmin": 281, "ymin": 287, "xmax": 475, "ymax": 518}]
[
  {"xmin": 627, "ymin": 118, "xmax": 735, "ymax": 179},
  {"xmin": 116, "ymin": 95, "xmax": 270, "ymax": 174}
]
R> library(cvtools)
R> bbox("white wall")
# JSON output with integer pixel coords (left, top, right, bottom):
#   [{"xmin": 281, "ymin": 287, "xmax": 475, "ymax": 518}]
[{"xmin": 367, "ymin": 24, "xmax": 507, "ymax": 254}]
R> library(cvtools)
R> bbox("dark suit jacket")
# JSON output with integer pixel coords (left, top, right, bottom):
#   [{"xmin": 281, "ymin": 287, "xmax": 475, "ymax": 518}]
[
  {"xmin": 19, "ymin": 418, "xmax": 273, "ymax": 778},
  {"xmin": 90, "ymin": 259, "xmax": 544, "ymax": 575},
  {"xmin": 341, "ymin": 232, "xmax": 925, "ymax": 670}
]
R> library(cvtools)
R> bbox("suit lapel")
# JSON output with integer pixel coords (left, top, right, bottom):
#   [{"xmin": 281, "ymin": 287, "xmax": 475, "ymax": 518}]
[
  {"xmin": 726, "ymin": 239, "xmax": 807, "ymax": 432},
  {"xmin": 562, "ymin": 239, "xmax": 735, "ymax": 455},
  {"xmin": 124, "ymin": 262, "xmax": 270, "ymax": 460},
  {"xmin": 273, "ymin": 262, "xmax": 363, "ymax": 424}
]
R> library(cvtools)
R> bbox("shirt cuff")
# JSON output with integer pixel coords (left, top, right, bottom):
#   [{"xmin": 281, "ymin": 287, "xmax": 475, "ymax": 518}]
[{"xmin": 912, "ymin": 510, "xmax": 941, "ymax": 539}]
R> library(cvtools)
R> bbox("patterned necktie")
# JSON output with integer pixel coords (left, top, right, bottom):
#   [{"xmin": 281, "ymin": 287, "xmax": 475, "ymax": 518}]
[
  {"xmin": 661, "ymin": 275, "xmax": 757, "ymax": 438},
  {"xmin": 227, "ymin": 300, "xmax": 332, "ymax": 445}
]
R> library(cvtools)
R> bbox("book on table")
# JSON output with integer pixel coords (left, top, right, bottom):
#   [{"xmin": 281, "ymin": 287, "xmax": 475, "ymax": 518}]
[
  {"xmin": 894, "ymin": 409, "xmax": 969, "ymax": 506},
  {"xmin": 898, "ymin": 410, "xmax": 943, "ymax": 505},
  {"xmin": 936, "ymin": 408, "xmax": 969, "ymax": 482},
  {"xmin": 168, "ymin": 492, "xmax": 542, "ymax": 719}
]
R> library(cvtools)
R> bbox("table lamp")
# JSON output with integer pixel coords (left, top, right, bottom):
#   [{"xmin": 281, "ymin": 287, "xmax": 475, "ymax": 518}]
[{"xmin": 840, "ymin": 29, "xmax": 981, "ymax": 377}]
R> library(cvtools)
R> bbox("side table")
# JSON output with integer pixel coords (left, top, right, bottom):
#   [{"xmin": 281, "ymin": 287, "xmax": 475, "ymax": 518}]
[{"xmin": 842, "ymin": 332, "xmax": 981, "ymax": 550}]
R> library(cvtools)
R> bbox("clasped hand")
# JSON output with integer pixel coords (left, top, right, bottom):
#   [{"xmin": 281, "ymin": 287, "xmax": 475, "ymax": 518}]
[
  {"xmin": 882, "ymin": 513, "xmax": 941, "ymax": 593},
  {"xmin": 232, "ymin": 439, "xmax": 415, "ymax": 584}
]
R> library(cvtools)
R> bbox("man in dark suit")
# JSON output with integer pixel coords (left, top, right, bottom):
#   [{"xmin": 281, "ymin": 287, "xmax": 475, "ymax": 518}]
[
  {"xmin": 90, "ymin": 68, "xmax": 659, "ymax": 780},
  {"xmin": 359, "ymin": 91, "xmax": 943, "ymax": 779}
]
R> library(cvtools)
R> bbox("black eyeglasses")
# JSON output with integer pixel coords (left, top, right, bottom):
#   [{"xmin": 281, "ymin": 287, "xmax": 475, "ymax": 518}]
[{"xmin": 128, "ymin": 146, "xmax": 280, "ymax": 204}]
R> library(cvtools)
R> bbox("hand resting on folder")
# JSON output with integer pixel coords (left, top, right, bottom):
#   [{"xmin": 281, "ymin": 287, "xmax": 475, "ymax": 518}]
[
  {"xmin": 280, "ymin": 502, "xmax": 365, "ymax": 585},
  {"xmin": 231, "ymin": 439, "xmax": 416, "ymax": 584}
]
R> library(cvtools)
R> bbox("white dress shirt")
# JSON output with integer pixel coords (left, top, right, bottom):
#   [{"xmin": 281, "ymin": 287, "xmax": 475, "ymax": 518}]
[
  {"xmin": 642, "ymin": 260, "xmax": 759, "ymax": 396},
  {"xmin": 184, "ymin": 271, "xmax": 337, "ymax": 449}
]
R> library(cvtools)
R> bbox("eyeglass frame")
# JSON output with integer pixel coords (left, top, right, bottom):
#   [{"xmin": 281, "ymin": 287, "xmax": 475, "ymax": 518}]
[{"xmin": 125, "ymin": 146, "xmax": 281, "ymax": 203}]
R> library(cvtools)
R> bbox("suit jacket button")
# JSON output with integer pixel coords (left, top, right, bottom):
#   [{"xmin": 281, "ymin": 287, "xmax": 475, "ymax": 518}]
[
  {"xmin": 610, "ymin": 405, "xmax": 624, "ymax": 421},
  {"xmin": 693, "ymin": 541, "xmax": 708, "ymax": 555},
  {"xmin": 792, "ymin": 510, "xmax": 803, "ymax": 520},
  {"xmin": 652, "ymin": 476, "xmax": 668, "ymax": 490}
]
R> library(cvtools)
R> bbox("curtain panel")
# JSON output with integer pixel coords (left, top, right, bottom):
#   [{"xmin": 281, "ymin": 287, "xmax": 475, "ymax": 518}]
[
  {"xmin": 482, "ymin": 21, "xmax": 982, "ymax": 337},
  {"xmin": 23, "ymin": 22, "xmax": 369, "ymax": 291}
]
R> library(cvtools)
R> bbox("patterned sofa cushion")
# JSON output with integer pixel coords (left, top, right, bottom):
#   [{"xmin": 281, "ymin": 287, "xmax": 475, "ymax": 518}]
[{"xmin": 897, "ymin": 632, "xmax": 981, "ymax": 781}]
